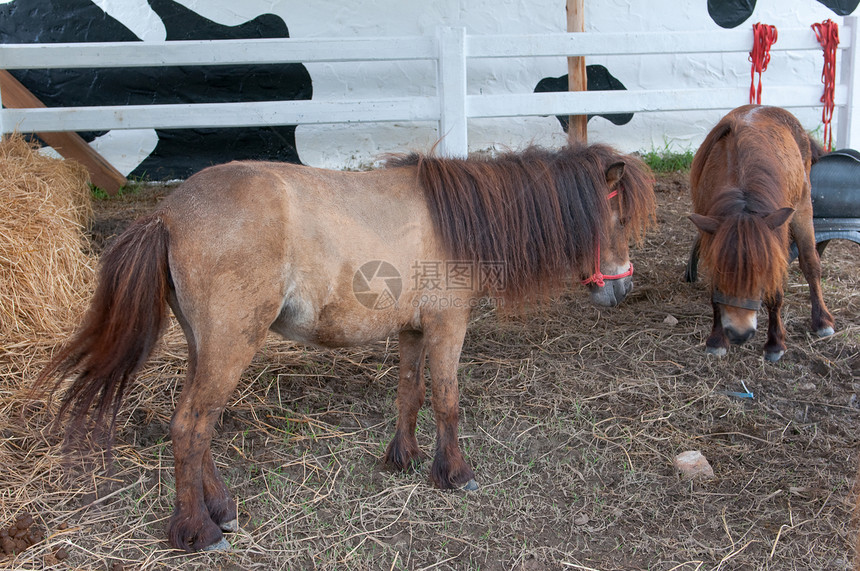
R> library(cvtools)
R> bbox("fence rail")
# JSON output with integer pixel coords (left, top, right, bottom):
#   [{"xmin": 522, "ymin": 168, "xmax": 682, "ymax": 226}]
[{"xmin": 1, "ymin": 17, "xmax": 857, "ymax": 157}]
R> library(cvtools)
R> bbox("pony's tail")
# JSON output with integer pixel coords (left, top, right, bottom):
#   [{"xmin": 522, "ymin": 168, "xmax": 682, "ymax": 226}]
[
  {"xmin": 34, "ymin": 213, "xmax": 171, "ymax": 452},
  {"xmin": 808, "ymin": 134, "xmax": 827, "ymax": 164}
]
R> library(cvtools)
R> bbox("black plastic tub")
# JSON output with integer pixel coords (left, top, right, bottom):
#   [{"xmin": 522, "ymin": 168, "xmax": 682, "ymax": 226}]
[{"xmin": 788, "ymin": 148, "xmax": 860, "ymax": 261}]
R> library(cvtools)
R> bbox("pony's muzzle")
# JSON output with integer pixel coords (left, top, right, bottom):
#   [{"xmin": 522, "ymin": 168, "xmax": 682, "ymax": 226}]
[
  {"xmin": 715, "ymin": 290, "xmax": 760, "ymax": 345},
  {"xmin": 588, "ymin": 275, "xmax": 632, "ymax": 307},
  {"xmin": 725, "ymin": 325, "xmax": 755, "ymax": 345},
  {"xmin": 720, "ymin": 306, "xmax": 758, "ymax": 345}
]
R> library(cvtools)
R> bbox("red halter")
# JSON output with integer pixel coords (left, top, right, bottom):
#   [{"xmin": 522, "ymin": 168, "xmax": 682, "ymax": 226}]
[{"xmin": 581, "ymin": 189, "xmax": 634, "ymax": 287}]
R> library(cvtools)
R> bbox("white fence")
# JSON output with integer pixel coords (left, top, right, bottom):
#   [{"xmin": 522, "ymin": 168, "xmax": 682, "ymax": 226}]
[{"xmin": 1, "ymin": 17, "xmax": 858, "ymax": 158}]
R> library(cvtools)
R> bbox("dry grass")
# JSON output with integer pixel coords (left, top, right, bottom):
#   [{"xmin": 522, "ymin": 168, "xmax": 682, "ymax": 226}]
[
  {"xmin": 0, "ymin": 134, "xmax": 93, "ymax": 346},
  {"xmin": 0, "ymin": 170, "xmax": 858, "ymax": 570}
]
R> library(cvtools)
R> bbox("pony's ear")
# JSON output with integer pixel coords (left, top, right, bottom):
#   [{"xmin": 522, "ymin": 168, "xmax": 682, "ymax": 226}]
[
  {"xmin": 605, "ymin": 161, "xmax": 625, "ymax": 188},
  {"xmin": 762, "ymin": 207, "xmax": 795, "ymax": 229},
  {"xmin": 689, "ymin": 213, "xmax": 719, "ymax": 234}
]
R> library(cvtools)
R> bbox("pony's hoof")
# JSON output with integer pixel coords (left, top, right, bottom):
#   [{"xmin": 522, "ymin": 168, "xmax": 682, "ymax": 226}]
[
  {"xmin": 705, "ymin": 346, "xmax": 726, "ymax": 357},
  {"xmin": 764, "ymin": 350, "xmax": 784, "ymax": 362},
  {"xmin": 202, "ymin": 537, "xmax": 231, "ymax": 552},
  {"xmin": 817, "ymin": 326, "xmax": 835, "ymax": 338},
  {"xmin": 459, "ymin": 479, "xmax": 479, "ymax": 492},
  {"xmin": 219, "ymin": 519, "xmax": 239, "ymax": 533}
]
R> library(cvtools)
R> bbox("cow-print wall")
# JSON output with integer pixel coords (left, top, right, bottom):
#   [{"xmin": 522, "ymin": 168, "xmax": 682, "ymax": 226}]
[{"xmin": 0, "ymin": 0, "xmax": 312, "ymax": 179}]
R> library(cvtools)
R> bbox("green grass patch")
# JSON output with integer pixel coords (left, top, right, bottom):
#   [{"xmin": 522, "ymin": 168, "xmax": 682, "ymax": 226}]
[
  {"xmin": 90, "ymin": 175, "xmax": 149, "ymax": 200},
  {"xmin": 639, "ymin": 143, "xmax": 695, "ymax": 173}
]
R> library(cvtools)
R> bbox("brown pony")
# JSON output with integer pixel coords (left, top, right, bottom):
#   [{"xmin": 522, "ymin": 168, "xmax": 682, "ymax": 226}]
[
  {"xmin": 686, "ymin": 105, "xmax": 834, "ymax": 361},
  {"xmin": 34, "ymin": 142, "xmax": 655, "ymax": 551}
]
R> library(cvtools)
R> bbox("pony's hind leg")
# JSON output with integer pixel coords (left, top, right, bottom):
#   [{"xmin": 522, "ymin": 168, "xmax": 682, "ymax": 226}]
[
  {"xmin": 424, "ymin": 309, "xmax": 477, "ymax": 491},
  {"xmin": 170, "ymin": 298, "xmax": 238, "ymax": 534},
  {"xmin": 202, "ymin": 447, "xmax": 238, "ymax": 532},
  {"xmin": 168, "ymin": 336, "xmax": 266, "ymax": 551},
  {"xmin": 383, "ymin": 330, "xmax": 429, "ymax": 471},
  {"xmin": 167, "ymin": 285, "xmax": 281, "ymax": 551},
  {"xmin": 684, "ymin": 235, "xmax": 701, "ymax": 283}
]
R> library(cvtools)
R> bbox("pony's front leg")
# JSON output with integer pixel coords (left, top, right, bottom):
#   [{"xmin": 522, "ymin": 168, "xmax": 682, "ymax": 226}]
[
  {"xmin": 383, "ymin": 329, "xmax": 429, "ymax": 471},
  {"xmin": 424, "ymin": 309, "xmax": 477, "ymax": 491},
  {"xmin": 763, "ymin": 290, "xmax": 787, "ymax": 362},
  {"xmin": 705, "ymin": 301, "xmax": 729, "ymax": 356},
  {"xmin": 791, "ymin": 217, "xmax": 835, "ymax": 337}
]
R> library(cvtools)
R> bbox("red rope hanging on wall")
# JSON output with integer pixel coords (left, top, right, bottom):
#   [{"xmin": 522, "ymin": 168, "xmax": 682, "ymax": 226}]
[
  {"xmin": 812, "ymin": 19, "xmax": 839, "ymax": 151},
  {"xmin": 749, "ymin": 23, "xmax": 778, "ymax": 105}
]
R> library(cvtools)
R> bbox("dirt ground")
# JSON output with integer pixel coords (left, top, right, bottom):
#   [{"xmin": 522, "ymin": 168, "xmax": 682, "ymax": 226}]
[{"xmin": 1, "ymin": 169, "xmax": 859, "ymax": 570}]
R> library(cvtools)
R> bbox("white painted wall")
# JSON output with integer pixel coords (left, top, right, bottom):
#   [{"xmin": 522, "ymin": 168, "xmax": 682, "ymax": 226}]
[{"xmin": 44, "ymin": 1, "xmax": 856, "ymax": 170}]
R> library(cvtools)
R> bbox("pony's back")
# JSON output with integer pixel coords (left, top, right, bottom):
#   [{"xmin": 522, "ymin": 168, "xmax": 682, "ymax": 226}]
[{"xmin": 691, "ymin": 105, "xmax": 815, "ymax": 215}]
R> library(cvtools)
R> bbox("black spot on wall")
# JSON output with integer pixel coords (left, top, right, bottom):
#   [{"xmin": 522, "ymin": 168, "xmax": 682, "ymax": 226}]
[
  {"xmin": 534, "ymin": 65, "xmax": 633, "ymax": 132},
  {"xmin": 0, "ymin": 0, "xmax": 312, "ymax": 179},
  {"xmin": 815, "ymin": 0, "xmax": 859, "ymax": 15},
  {"xmin": 706, "ymin": 0, "xmax": 857, "ymax": 28},
  {"xmin": 707, "ymin": 0, "xmax": 756, "ymax": 29}
]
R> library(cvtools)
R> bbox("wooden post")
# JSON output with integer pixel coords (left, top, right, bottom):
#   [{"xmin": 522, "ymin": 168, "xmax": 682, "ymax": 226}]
[
  {"xmin": 566, "ymin": 0, "xmax": 587, "ymax": 143},
  {"xmin": 837, "ymin": 16, "xmax": 859, "ymax": 149},
  {"xmin": 437, "ymin": 26, "xmax": 469, "ymax": 158},
  {"xmin": 0, "ymin": 70, "xmax": 127, "ymax": 195}
]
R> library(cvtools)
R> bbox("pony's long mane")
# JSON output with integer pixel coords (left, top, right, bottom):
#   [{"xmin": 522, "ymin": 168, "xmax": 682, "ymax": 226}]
[
  {"xmin": 691, "ymin": 107, "xmax": 808, "ymax": 299},
  {"xmin": 700, "ymin": 192, "xmax": 790, "ymax": 300},
  {"xmin": 389, "ymin": 143, "xmax": 655, "ymax": 302}
]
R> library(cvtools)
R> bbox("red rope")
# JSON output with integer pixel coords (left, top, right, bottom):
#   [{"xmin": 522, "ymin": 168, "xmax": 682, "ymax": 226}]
[
  {"xmin": 812, "ymin": 19, "xmax": 839, "ymax": 151},
  {"xmin": 749, "ymin": 23, "xmax": 778, "ymax": 105}
]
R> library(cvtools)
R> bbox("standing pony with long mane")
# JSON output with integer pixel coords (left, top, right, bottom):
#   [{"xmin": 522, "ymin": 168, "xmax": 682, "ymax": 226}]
[
  {"xmin": 685, "ymin": 105, "xmax": 835, "ymax": 361},
  {"xmin": 34, "ymin": 142, "xmax": 655, "ymax": 551}
]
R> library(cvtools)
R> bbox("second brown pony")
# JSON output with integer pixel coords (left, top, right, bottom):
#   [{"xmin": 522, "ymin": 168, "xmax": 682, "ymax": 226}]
[
  {"xmin": 35, "ymin": 143, "xmax": 655, "ymax": 551},
  {"xmin": 686, "ymin": 105, "xmax": 835, "ymax": 361}
]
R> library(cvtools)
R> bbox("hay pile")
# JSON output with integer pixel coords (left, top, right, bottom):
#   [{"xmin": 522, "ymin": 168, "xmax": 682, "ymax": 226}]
[{"xmin": 0, "ymin": 134, "xmax": 93, "ymax": 345}]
